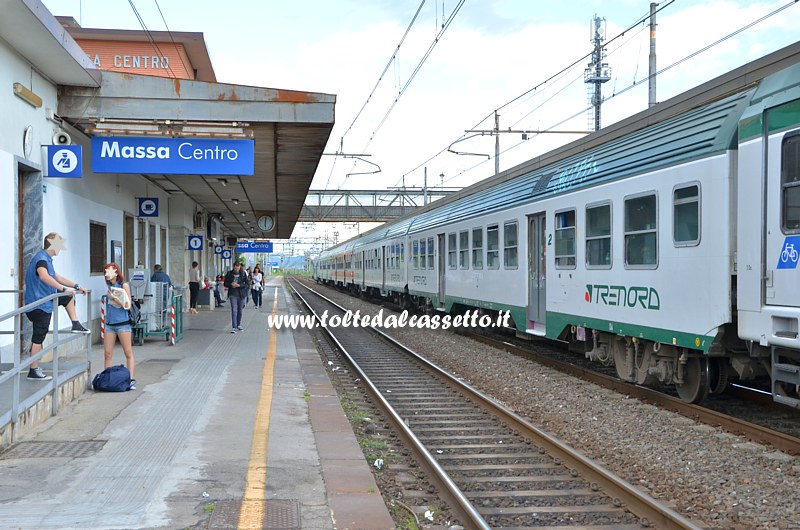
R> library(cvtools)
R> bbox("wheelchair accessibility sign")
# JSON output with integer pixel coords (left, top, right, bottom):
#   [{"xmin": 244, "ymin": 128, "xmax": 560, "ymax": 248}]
[
  {"xmin": 45, "ymin": 145, "xmax": 82, "ymax": 178},
  {"xmin": 777, "ymin": 236, "xmax": 800, "ymax": 269}
]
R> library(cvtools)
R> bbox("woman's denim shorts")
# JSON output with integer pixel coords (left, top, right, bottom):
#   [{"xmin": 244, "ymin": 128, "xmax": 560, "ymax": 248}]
[{"xmin": 105, "ymin": 322, "xmax": 132, "ymax": 334}]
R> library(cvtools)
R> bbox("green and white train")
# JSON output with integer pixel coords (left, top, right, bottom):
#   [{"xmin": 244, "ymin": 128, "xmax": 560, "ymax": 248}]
[{"xmin": 314, "ymin": 42, "xmax": 800, "ymax": 406}]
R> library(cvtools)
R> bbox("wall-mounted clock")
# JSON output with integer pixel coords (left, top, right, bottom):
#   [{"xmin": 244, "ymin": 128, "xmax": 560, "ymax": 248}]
[
  {"xmin": 23, "ymin": 125, "xmax": 33, "ymax": 159},
  {"xmin": 257, "ymin": 214, "xmax": 275, "ymax": 232}
]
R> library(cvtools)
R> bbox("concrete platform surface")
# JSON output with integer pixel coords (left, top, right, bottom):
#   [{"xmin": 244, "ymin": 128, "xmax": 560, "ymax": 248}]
[{"xmin": 0, "ymin": 277, "xmax": 394, "ymax": 530}]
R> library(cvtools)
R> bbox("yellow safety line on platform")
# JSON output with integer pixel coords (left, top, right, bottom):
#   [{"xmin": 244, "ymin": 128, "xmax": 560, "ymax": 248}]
[{"xmin": 237, "ymin": 287, "xmax": 279, "ymax": 529}]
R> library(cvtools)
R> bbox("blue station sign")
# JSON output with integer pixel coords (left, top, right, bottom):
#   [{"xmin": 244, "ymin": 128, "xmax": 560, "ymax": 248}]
[
  {"xmin": 138, "ymin": 197, "xmax": 159, "ymax": 217},
  {"xmin": 235, "ymin": 241, "xmax": 273, "ymax": 253},
  {"xmin": 46, "ymin": 145, "xmax": 82, "ymax": 178},
  {"xmin": 91, "ymin": 137, "xmax": 254, "ymax": 175}
]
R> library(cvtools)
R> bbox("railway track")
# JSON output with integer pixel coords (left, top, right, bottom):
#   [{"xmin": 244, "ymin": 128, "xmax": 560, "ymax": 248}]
[
  {"xmin": 294, "ymin": 276, "xmax": 800, "ymax": 457},
  {"xmin": 290, "ymin": 279, "xmax": 703, "ymax": 529}
]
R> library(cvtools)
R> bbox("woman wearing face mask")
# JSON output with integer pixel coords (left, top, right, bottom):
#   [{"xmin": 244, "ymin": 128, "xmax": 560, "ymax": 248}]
[{"xmin": 103, "ymin": 263, "xmax": 136, "ymax": 390}]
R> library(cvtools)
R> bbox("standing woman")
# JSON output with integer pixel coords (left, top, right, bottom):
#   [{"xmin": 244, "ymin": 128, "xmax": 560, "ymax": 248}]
[
  {"xmin": 188, "ymin": 261, "xmax": 201, "ymax": 314},
  {"xmin": 103, "ymin": 263, "xmax": 136, "ymax": 390},
  {"xmin": 251, "ymin": 265, "xmax": 263, "ymax": 308}
]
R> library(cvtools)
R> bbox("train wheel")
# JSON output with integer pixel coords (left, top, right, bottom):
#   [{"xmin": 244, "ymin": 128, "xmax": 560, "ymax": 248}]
[
  {"xmin": 675, "ymin": 357, "xmax": 709, "ymax": 403},
  {"xmin": 612, "ymin": 338, "xmax": 634, "ymax": 382},
  {"xmin": 709, "ymin": 358, "xmax": 729, "ymax": 395}
]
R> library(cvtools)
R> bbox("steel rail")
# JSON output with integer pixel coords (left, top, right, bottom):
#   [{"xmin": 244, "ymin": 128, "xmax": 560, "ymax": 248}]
[
  {"xmin": 291, "ymin": 279, "xmax": 703, "ymax": 530},
  {"xmin": 288, "ymin": 280, "xmax": 492, "ymax": 530}
]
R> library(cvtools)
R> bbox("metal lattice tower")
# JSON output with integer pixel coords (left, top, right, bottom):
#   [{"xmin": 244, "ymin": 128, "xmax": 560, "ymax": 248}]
[{"xmin": 584, "ymin": 14, "xmax": 611, "ymax": 131}]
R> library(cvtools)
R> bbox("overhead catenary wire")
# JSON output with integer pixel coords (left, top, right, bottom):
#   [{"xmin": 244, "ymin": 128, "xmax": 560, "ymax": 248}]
[
  {"xmin": 438, "ymin": 0, "xmax": 800, "ymax": 188},
  {"xmin": 390, "ymin": 2, "xmax": 677, "ymax": 191},
  {"xmin": 152, "ymin": 0, "xmax": 193, "ymax": 81},
  {"xmin": 127, "ymin": 0, "xmax": 179, "ymax": 79},
  {"xmin": 339, "ymin": 0, "xmax": 427, "ymax": 149},
  {"xmin": 331, "ymin": 0, "xmax": 466, "ymax": 192}
]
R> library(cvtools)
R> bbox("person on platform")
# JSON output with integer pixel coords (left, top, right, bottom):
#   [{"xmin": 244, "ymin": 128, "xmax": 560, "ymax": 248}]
[
  {"xmin": 102, "ymin": 263, "xmax": 136, "ymax": 390},
  {"xmin": 223, "ymin": 262, "xmax": 248, "ymax": 333},
  {"xmin": 188, "ymin": 261, "xmax": 201, "ymax": 314},
  {"xmin": 214, "ymin": 274, "xmax": 225, "ymax": 307},
  {"xmin": 23, "ymin": 232, "xmax": 90, "ymax": 381},
  {"xmin": 243, "ymin": 266, "xmax": 252, "ymax": 308},
  {"xmin": 150, "ymin": 264, "xmax": 172, "ymax": 286},
  {"xmin": 250, "ymin": 265, "xmax": 264, "ymax": 309}
]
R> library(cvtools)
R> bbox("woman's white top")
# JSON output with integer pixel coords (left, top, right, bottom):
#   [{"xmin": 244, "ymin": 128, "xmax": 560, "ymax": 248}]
[
  {"xmin": 252, "ymin": 272, "xmax": 263, "ymax": 290},
  {"xmin": 190, "ymin": 267, "xmax": 201, "ymax": 283}
]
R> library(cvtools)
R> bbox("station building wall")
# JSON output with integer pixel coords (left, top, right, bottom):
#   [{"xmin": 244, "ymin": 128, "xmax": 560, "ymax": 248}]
[{"xmin": 0, "ymin": 39, "xmax": 213, "ymax": 363}]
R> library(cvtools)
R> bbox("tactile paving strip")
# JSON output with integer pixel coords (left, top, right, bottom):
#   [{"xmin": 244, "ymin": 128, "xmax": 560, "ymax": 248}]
[
  {"xmin": 1, "ymin": 440, "xmax": 106, "ymax": 459},
  {"xmin": 208, "ymin": 499, "xmax": 300, "ymax": 529}
]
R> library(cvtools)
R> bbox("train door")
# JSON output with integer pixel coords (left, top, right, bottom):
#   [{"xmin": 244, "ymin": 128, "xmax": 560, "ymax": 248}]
[
  {"xmin": 767, "ymin": 128, "xmax": 800, "ymax": 307},
  {"xmin": 360, "ymin": 250, "xmax": 366, "ymax": 290},
  {"xmin": 381, "ymin": 246, "xmax": 386, "ymax": 293},
  {"xmin": 437, "ymin": 234, "xmax": 446, "ymax": 309},
  {"xmin": 527, "ymin": 213, "xmax": 546, "ymax": 332}
]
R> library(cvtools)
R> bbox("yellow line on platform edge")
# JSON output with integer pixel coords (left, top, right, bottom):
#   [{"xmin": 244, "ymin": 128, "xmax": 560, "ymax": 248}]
[{"xmin": 237, "ymin": 287, "xmax": 279, "ymax": 529}]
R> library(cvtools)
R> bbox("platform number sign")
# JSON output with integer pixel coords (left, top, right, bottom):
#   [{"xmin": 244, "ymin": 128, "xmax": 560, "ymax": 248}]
[
  {"xmin": 777, "ymin": 236, "xmax": 800, "ymax": 269},
  {"xmin": 221, "ymin": 249, "xmax": 232, "ymax": 260},
  {"xmin": 214, "ymin": 245, "xmax": 224, "ymax": 255},
  {"xmin": 187, "ymin": 235, "xmax": 204, "ymax": 251}
]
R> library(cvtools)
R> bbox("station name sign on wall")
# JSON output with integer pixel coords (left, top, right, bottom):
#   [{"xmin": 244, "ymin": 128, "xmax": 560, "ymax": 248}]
[
  {"xmin": 91, "ymin": 137, "xmax": 254, "ymax": 175},
  {"xmin": 236, "ymin": 241, "xmax": 273, "ymax": 253}
]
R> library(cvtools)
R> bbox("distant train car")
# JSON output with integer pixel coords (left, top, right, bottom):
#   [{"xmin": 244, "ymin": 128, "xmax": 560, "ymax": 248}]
[{"xmin": 314, "ymin": 43, "xmax": 800, "ymax": 407}]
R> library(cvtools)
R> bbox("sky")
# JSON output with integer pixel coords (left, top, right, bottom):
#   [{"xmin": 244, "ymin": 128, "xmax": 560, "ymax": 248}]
[{"xmin": 41, "ymin": 0, "xmax": 800, "ymax": 249}]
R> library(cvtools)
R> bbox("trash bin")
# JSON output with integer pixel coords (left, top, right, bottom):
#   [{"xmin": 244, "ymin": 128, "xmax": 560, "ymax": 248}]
[{"xmin": 197, "ymin": 288, "xmax": 212, "ymax": 311}]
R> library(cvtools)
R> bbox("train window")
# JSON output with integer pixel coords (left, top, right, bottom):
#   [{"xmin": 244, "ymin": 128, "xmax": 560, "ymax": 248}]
[
  {"xmin": 673, "ymin": 184, "xmax": 700, "ymax": 245},
  {"xmin": 487, "ymin": 225, "xmax": 500, "ymax": 269},
  {"xmin": 427, "ymin": 237, "xmax": 435, "ymax": 269},
  {"xmin": 459, "ymin": 231, "xmax": 469, "ymax": 269},
  {"xmin": 504, "ymin": 221, "xmax": 518, "ymax": 268},
  {"xmin": 782, "ymin": 133, "xmax": 800, "ymax": 232},
  {"xmin": 472, "ymin": 228, "xmax": 483, "ymax": 269},
  {"xmin": 412, "ymin": 240, "xmax": 419, "ymax": 269},
  {"xmin": 555, "ymin": 210, "xmax": 576, "ymax": 268},
  {"xmin": 625, "ymin": 193, "xmax": 658, "ymax": 268},
  {"xmin": 419, "ymin": 239, "xmax": 427, "ymax": 270},
  {"xmin": 400, "ymin": 242, "xmax": 404, "ymax": 264},
  {"xmin": 586, "ymin": 203, "xmax": 611, "ymax": 268},
  {"xmin": 448, "ymin": 233, "xmax": 457, "ymax": 269}
]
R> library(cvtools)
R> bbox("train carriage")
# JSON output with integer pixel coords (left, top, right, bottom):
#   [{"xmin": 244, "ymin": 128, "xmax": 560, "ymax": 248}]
[{"xmin": 315, "ymin": 43, "xmax": 800, "ymax": 406}]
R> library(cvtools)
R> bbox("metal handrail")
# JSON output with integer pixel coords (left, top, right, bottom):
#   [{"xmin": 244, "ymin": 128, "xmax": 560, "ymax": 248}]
[{"xmin": 0, "ymin": 290, "xmax": 93, "ymax": 443}]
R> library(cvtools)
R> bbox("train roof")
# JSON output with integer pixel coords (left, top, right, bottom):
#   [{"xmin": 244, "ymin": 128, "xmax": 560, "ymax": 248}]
[{"xmin": 320, "ymin": 41, "xmax": 800, "ymax": 258}]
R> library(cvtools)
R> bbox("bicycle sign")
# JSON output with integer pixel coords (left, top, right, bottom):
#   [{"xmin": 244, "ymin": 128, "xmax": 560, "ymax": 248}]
[{"xmin": 777, "ymin": 236, "xmax": 800, "ymax": 269}]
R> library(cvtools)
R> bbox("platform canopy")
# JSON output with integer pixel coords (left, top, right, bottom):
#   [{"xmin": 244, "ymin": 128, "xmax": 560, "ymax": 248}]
[{"xmin": 58, "ymin": 72, "xmax": 335, "ymax": 239}]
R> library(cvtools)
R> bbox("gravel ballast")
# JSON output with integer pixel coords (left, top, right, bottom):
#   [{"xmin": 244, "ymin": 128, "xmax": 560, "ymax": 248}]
[{"xmin": 307, "ymin": 282, "xmax": 800, "ymax": 530}]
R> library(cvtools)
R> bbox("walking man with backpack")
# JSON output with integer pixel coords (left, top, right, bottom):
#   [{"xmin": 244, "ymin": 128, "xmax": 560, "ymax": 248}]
[{"xmin": 223, "ymin": 262, "xmax": 248, "ymax": 333}]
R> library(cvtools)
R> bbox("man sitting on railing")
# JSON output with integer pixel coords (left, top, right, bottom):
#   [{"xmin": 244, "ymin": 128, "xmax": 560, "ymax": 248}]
[{"xmin": 23, "ymin": 232, "xmax": 90, "ymax": 381}]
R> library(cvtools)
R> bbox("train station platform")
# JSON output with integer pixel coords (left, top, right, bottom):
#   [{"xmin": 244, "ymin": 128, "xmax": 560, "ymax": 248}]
[{"xmin": 0, "ymin": 277, "xmax": 394, "ymax": 530}]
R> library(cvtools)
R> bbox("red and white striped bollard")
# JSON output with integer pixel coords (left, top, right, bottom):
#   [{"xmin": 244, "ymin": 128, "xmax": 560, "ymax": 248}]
[
  {"xmin": 100, "ymin": 296, "xmax": 106, "ymax": 342},
  {"xmin": 170, "ymin": 303, "xmax": 176, "ymax": 345}
]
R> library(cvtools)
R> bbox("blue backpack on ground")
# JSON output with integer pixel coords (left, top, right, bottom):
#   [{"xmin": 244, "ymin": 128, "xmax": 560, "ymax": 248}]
[{"xmin": 92, "ymin": 365, "xmax": 131, "ymax": 392}]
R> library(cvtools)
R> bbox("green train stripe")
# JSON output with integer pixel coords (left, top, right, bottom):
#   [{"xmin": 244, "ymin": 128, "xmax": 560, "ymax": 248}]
[{"xmin": 545, "ymin": 311, "xmax": 716, "ymax": 352}]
